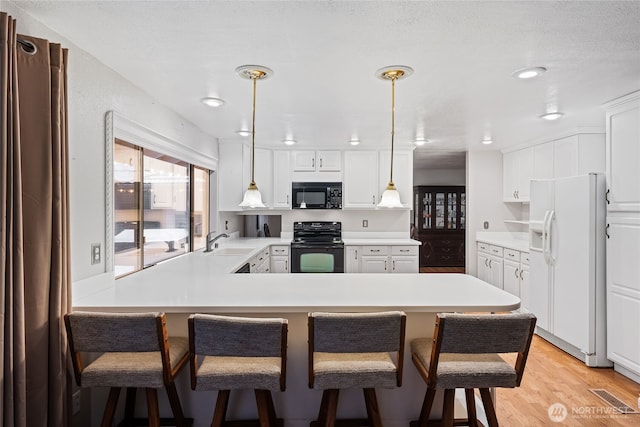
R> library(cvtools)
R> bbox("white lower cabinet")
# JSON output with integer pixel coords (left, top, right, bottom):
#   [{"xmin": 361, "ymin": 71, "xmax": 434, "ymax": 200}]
[
  {"xmin": 476, "ymin": 243, "xmax": 503, "ymax": 289},
  {"xmin": 250, "ymin": 247, "xmax": 271, "ymax": 273},
  {"xmin": 345, "ymin": 245, "xmax": 419, "ymax": 273},
  {"xmin": 606, "ymin": 215, "xmax": 640, "ymax": 378},
  {"xmin": 503, "ymin": 259, "xmax": 520, "ymax": 297},
  {"xmin": 270, "ymin": 245, "xmax": 289, "ymax": 273}
]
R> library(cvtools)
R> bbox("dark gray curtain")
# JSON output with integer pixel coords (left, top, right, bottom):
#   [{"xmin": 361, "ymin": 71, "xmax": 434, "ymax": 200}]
[{"xmin": 1, "ymin": 12, "xmax": 71, "ymax": 427}]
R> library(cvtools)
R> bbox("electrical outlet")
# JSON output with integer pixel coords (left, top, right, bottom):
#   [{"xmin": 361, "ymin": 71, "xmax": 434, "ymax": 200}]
[
  {"xmin": 91, "ymin": 243, "xmax": 100, "ymax": 265},
  {"xmin": 483, "ymin": 221, "xmax": 489, "ymax": 230},
  {"xmin": 362, "ymin": 219, "xmax": 368, "ymax": 228},
  {"xmin": 72, "ymin": 390, "xmax": 81, "ymax": 415}
]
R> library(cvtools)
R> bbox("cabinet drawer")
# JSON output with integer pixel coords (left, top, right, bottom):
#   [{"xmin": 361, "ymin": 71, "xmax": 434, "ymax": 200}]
[
  {"xmin": 521, "ymin": 252, "xmax": 530, "ymax": 265},
  {"xmin": 270, "ymin": 245, "xmax": 289, "ymax": 256},
  {"xmin": 504, "ymin": 248, "xmax": 520, "ymax": 262},
  {"xmin": 362, "ymin": 246, "xmax": 389, "ymax": 255},
  {"xmin": 391, "ymin": 246, "xmax": 418, "ymax": 256},
  {"xmin": 489, "ymin": 245, "xmax": 504, "ymax": 257},
  {"xmin": 477, "ymin": 242, "xmax": 490, "ymax": 253}
]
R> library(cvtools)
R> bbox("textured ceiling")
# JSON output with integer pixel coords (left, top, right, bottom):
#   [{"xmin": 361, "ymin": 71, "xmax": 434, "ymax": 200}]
[{"xmin": 9, "ymin": 1, "xmax": 640, "ymax": 169}]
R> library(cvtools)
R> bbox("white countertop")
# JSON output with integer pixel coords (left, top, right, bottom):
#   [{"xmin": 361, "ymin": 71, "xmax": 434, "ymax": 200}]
[
  {"xmin": 73, "ymin": 236, "xmax": 519, "ymax": 313},
  {"xmin": 342, "ymin": 238, "xmax": 421, "ymax": 246},
  {"xmin": 475, "ymin": 232, "xmax": 530, "ymax": 253}
]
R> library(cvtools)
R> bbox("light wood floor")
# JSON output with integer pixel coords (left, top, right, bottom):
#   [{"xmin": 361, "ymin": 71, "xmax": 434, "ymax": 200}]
[{"xmin": 496, "ymin": 335, "xmax": 640, "ymax": 426}]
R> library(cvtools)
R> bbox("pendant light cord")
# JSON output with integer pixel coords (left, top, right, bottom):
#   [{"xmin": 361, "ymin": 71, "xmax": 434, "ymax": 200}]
[
  {"xmin": 390, "ymin": 76, "xmax": 395, "ymax": 185},
  {"xmin": 250, "ymin": 75, "xmax": 257, "ymax": 187}
]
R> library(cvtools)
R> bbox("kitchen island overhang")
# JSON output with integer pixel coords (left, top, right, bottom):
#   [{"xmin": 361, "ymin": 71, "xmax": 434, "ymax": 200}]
[{"xmin": 73, "ymin": 253, "xmax": 519, "ymax": 427}]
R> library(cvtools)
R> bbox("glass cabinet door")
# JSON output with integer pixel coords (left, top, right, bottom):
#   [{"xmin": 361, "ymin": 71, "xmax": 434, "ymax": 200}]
[
  {"xmin": 435, "ymin": 192, "xmax": 445, "ymax": 229},
  {"xmin": 447, "ymin": 192, "xmax": 458, "ymax": 229},
  {"xmin": 461, "ymin": 192, "xmax": 466, "ymax": 229},
  {"xmin": 422, "ymin": 192, "xmax": 432, "ymax": 229}
]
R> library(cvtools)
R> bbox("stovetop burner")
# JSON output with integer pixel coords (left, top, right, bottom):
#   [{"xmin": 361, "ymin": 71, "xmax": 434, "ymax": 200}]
[{"xmin": 292, "ymin": 221, "xmax": 343, "ymax": 245}]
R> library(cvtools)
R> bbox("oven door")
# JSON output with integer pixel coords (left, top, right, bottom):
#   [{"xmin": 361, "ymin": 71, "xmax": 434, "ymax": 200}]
[{"xmin": 291, "ymin": 244, "xmax": 344, "ymax": 273}]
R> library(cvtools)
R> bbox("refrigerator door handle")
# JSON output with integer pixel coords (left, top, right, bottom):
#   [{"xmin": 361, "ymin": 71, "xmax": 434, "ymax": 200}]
[{"xmin": 544, "ymin": 210, "xmax": 556, "ymax": 265}]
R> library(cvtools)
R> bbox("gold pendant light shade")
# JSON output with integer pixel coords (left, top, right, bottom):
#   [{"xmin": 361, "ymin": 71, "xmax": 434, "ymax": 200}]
[
  {"xmin": 376, "ymin": 66, "xmax": 413, "ymax": 208},
  {"xmin": 236, "ymin": 65, "xmax": 273, "ymax": 208}
]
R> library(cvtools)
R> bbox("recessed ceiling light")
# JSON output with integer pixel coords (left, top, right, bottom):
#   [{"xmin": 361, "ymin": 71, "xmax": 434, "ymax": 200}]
[
  {"xmin": 414, "ymin": 138, "xmax": 429, "ymax": 146},
  {"xmin": 482, "ymin": 139, "xmax": 493, "ymax": 145},
  {"xmin": 283, "ymin": 139, "xmax": 296, "ymax": 146},
  {"xmin": 236, "ymin": 130, "xmax": 251, "ymax": 137},
  {"xmin": 512, "ymin": 67, "xmax": 547, "ymax": 79},
  {"xmin": 539, "ymin": 112, "xmax": 564, "ymax": 121},
  {"xmin": 200, "ymin": 97, "xmax": 225, "ymax": 107},
  {"xmin": 349, "ymin": 139, "xmax": 361, "ymax": 146}
]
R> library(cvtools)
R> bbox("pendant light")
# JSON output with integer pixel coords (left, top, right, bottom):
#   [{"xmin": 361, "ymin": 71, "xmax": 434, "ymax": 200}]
[
  {"xmin": 236, "ymin": 65, "xmax": 273, "ymax": 208},
  {"xmin": 376, "ymin": 65, "xmax": 413, "ymax": 208}
]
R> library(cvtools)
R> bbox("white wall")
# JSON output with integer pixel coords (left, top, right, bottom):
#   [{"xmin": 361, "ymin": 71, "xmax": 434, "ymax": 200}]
[
  {"xmin": 465, "ymin": 150, "xmax": 512, "ymax": 276},
  {"xmin": 413, "ymin": 168, "xmax": 466, "ymax": 186},
  {"xmin": 6, "ymin": 3, "xmax": 218, "ymax": 281}
]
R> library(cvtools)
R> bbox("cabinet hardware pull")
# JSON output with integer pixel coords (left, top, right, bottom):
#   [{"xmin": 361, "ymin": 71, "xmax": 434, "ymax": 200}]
[
  {"xmin": 372, "ymin": 195, "xmax": 375, "ymax": 204},
  {"xmin": 606, "ymin": 224, "xmax": 610, "ymax": 239},
  {"xmin": 371, "ymin": 249, "xmax": 380, "ymax": 252},
  {"xmin": 520, "ymin": 269, "xmax": 524, "ymax": 280},
  {"xmin": 286, "ymin": 194, "xmax": 289, "ymax": 204},
  {"xmin": 489, "ymin": 259, "xmax": 492, "ymax": 268},
  {"xmin": 485, "ymin": 258, "xmax": 489, "ymax": 267},
  {"xmin": 606, "ymin": 189, "xmax": 610, "ymax": 204},
  {"xmin": 384, "ymin": 260, "xmax": 387, "ymax": 271},
  {"xmin": 312, "ymin": 157, "xmax": 315, "ymax": 168},
  {"xmin": 355, "ymin": 249, "xmax": 358, "ymax": 260},
  {"xmin": 320, "ymin": 158, "xmax": 323, "ymax": 168},
  {"xmin": 393, "ymin": 260, "xmax": 396, "ymax": 270},
  {"xmin": 285, "ymin": 260, "xmax": 288, "ymax": 271},
  {"xmin": 515, "ymin": 268, "xmax": 520, "ymax": 279},
  {"xmin": 516, "ymin": 190, "xmax": 519, "ymax": 198},
  {"xmin": 513, "ymin": 190, "xmax": 517, "ymax": 199},
  {"xmin": 400, "ymin": 249, "xmax": 409, "ymax": 252}
]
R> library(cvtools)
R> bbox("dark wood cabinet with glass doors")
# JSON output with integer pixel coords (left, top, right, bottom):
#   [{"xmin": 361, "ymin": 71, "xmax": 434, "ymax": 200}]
[{"xmin": 413, "ymin": 186, "xmax": 466, "ymax": 267}]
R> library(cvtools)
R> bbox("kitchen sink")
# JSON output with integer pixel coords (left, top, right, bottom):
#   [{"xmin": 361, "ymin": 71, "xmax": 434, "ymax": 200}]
[{"xmin": 209, "ymin": 247, "xmax": 255, "ymax": 256}]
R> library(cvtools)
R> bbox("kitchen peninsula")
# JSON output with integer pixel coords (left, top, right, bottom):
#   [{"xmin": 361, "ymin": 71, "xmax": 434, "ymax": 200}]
[{"xmin": 73, "ymin": 238, "xmax": 520, "ymax": 427}]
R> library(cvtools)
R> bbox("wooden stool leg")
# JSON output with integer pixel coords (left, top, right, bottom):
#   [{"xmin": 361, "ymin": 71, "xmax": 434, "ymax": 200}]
[
  {"xmin": 255, "ymin": 389, "xmax": 276, "ymax": 427},
  {"xmin": 101, "ymin": 387, "xmax": 121, "ymax": 427},
  {"xmin": 363, "ymin": 388, "xmax": 383, "ymax": 427},
  {"xmin": 166, "ymin": 381, "xmax": 188, "ymax": 427},
  {"xmin": 123, "ymin": 387, "xmax": 137, "ymax": 425},
  {"xmin": 442, "ymin": 389, "xmax": 456, "ymax": 427},
  {"xmin": 319, "ymin": 389, "xmax": 339, "ymax": 427},
  {"xmin": 417, "ymin": 388, "xmax": 437, "ymax": 427},
  {"xmin": 145, "ymin": 388, "xmax": 160, "ymax": 427},
  {"xmin": 211, "ymin": 390, "xmax": 230, "ymax": 427},
  {"xmin": 465, "ymin": 388, "xmax": 478, "ymax": 426},
  {"xmin": 479, "ymin": 388, "xmax": 499, "ymax": 427}
]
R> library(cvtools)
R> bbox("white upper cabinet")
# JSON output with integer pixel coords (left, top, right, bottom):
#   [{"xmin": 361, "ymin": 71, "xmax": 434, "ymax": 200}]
[
  {"xmin": 533, "ymin": 141, "xmax": 554, "ymax": 180},
  {"xmin": 605, "ymin": 92, "xmax": 640, "ymax": 212},
  {"xmin": 292, "ymin": 150, "xmax": 341, "ymax": 172},
  {"xmin": 553, "ymin": 134, "xmax": 605, "ymax": 179},
  {"xmin": 272, "ymin": 151, "xmax": 291, "ymax": 208},
  {"xmin": 218, "ymin": 144, "xmax": 272, "ymax": 211},
  {"xmin": 378, "ymin": 150, "xmax": 413, "ymax": 208},
  {"xmin": 503, "ymin": 147, "xmax": 533, "ymax": 202},
  {"xmin": 343, "ymin": 151, "xmax": 379, "ymax": 208}
]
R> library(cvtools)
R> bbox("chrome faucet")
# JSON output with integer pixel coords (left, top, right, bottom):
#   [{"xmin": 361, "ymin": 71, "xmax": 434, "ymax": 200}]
[{"xmin": 204, "ymin": 232, "xmax": 229, "ymax": 252}]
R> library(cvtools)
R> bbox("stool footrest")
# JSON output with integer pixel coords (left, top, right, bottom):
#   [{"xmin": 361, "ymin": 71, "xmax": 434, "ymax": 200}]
[
  {"xmin": 311, "ymin": 418, "xmax": 374, "ymax": 427},
  {"xmin": 117, "ymin": 417, "xmax": 194, "ymax": 427},
  {"xmin": 410, "ymin": 419, "xmax": 486, "ymax": 427}
]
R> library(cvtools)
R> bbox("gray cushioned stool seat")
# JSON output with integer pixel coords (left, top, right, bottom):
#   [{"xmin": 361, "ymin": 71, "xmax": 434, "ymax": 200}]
[
  {"xmin": 313, "ymin": 352, "xmax": 398, "ymax": 389},
  {"xmin": 195, "ymin": 355, "xmax": 282, "ymax": 391}
]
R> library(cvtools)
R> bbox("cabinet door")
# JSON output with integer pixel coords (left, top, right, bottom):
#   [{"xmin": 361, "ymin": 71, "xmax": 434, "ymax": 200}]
[
  {"xmin": 345, "ymin": 246, "xmax": 361, "ymax": 273},
  {"xmin": 606, "ymin": 216, "xmax": 640, "ymax": 373},
  {"xmin": 254, "ymin": 148, "xmax": 273, "ymax": 206},
  {"xmin": 503, "ymin": 151, "xmax": 518, "ymax": 201},
  {"xmin": 577, "ymin": 134, "xmax": 605, "ymax": 175},
  {"xmin": 391, "ymin": 256, "xmax": 418, "ymax": 273},
  {"xmin": 218, "ymin": 143, "xmax": 249, "ymax": 211},
  {"xmin": 477, "ymin": 252, "xmax": 490, "ymax": 282},
  {"xmin": 317, "ymin": 151, "xmax": 342, "ymax": 171},
  {"xmin": 554, "ymin": 135, "xmax": 580, "ymax": 179},
  {"xmin": 292, "ymin": 151, "xmax": 317, "ymax": 171},
  {"xmin": 533, "ymin": 141, "xmax": 554, "ymax": 180},
  {"xmin": 606, "ymin": 99, "xmax": 640, "ymax": 211},
  {"xmin": 361, "ymin": 256, "xmax": 388, "ymax": 273},
  {"xmin": 343, "ymin": 151, "xmax": 378, "ymax": 208},
  {"xmin": 378, "ymin": 150, "xmax": 413, "ymax": 207},
  {"xmin": 517, "ymin": 147, "xmax": 533, "ymax": 201},
  {"xmin": 503, "ymin": 259, "xmax": 520, "ymax": 297},
  {"xmin": 271, "ymin": 256, "xmax": 289, "ymax": 273},
  {"xmin": 488, "ymin": 256, "xmax": 503, "ymax": 289},
  {"xmin": 520, "ymin": 265, "xmax": 530, "ymax": 312},
  {"xmin": 273, "ymin": 151, "xmax": 291, "ymax": 208}
]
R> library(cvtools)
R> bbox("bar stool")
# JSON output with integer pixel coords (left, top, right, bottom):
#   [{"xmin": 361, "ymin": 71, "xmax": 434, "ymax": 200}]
[
  {"xmin": 308, "ymin": 311, "xmax": 407, "ymax": 427},
  {"xmin": 410, "ymin": 313, "xmax": 537, "ymax": 427},
  {"xmin": 64, "ymin": 311, "xmax": 192, "ymax": 427},
  {"xmin": 188, "ymin": 314, "xmax": 288, "ymax": 427}
]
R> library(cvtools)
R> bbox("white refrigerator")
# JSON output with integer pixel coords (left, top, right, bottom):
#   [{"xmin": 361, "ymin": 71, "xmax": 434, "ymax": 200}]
[{"xmin": 529, "ymin": 173, "xmax": 610, "ymax": 367}]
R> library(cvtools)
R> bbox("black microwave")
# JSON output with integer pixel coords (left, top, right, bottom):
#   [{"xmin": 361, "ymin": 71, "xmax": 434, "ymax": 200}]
[{"xmin": 292, "ymin": 182, "xmax": 342, "ymax": 209}]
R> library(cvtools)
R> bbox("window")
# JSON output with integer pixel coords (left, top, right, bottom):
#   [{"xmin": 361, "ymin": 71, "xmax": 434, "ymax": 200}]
[{"xmin": 113, "ymin": 140, "xmax": 210, "ymax": 278}]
